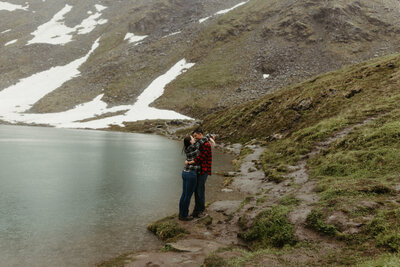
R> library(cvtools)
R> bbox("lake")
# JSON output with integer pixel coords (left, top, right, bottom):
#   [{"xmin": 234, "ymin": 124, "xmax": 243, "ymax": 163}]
[{"xmin": 0, "ymin": 125, "xmax": 234, "ymax": 266}]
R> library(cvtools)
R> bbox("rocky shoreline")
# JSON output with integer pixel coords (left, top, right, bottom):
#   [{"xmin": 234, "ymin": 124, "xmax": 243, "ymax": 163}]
[{"xmin": 97, "ymin": 132, "xmax": 265, "ymax": 266}]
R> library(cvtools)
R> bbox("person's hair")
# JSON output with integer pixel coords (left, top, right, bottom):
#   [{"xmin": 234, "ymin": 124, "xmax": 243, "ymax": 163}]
[
  {"xmin": 192, "ymin": 127, "xmax": 204, "ymax": 135},
  {"xmin": 183, "ymin": 136, "xmax": 192, "ymax": 152}
]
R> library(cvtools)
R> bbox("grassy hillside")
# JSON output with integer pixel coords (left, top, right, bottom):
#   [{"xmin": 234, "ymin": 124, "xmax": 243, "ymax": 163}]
[{"xmin": 199, "ymin": 53, "xmax": 400, "ymax": 265}]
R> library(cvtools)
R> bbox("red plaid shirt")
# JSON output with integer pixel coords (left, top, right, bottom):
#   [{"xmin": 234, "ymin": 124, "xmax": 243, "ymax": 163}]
[{"xmin": 194, "ymin": 141, "xmax": 212, "ymax": 175}]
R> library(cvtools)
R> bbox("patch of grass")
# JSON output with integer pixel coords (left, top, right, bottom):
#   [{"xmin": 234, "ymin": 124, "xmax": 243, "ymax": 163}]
[
  {"xmin": 357, "ymin": 253, "xmax": 400, "ymax": 267},
  {"xmin": 264, "ymin": 168, "xmax": 286, "ymax": 183},
  {"xmin": 256, "ymin": 195, "xmax": 268, "ymax": 205},
  {"xmin": 279, "ymin": 195, "xmax": 300, "ymax": 206},
  {"xmin": 147, "ymin": 216, "xmax": 188, "ymax": 242},
  {"xmin": 306, "ymin": 209, "xmax": 338, "ymax": 237},
  {"xmin": 204, "ymin": 53, "xmax": 400, "ymax": 143},
  {"xmin": 203, "ymin": 253, "xmax": 228, "ymax": 267},
  {"xmin": 238, "ymin": 206, "xmax": 297, "ymax": 248},
  {"xmin": 365, "ymin": 209, "xmax": 400, "ymax": 252}
]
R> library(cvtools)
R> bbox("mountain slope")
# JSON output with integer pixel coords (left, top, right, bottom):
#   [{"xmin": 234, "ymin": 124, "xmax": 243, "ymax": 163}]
[
  {"xmin": 197, "ymin": 50, "xmax": 400, "ymax": 266},
  {"xmin": 2, "ymin": 0, "xmax": 400, "ymax": 126},
  {"xmin": 155, "ymin": 0, "xmax": 400, "ymax": 117}
]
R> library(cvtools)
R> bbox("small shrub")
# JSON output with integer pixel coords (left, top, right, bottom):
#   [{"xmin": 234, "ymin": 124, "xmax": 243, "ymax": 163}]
[
  {"xmin": 238, "ymin": 206, "xmax": 296, "ymax": 248},
  {"xmin": 279, "ymin": 195, "xmax": 300, "ymax": 206},
  {"xmin": 147, "ymin": 220, "xmax": 188, "ymax": 241},
  {"xmin": 306, "ymin": 210, "xmax": 338, "ymax": 236},
  {"xmin": 203, "ymin": 254, "xmax": 227, "ymax": 267}
]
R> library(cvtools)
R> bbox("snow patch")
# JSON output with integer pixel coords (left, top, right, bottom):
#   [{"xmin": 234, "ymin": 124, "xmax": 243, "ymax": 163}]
[
  {"xmin": 1, "ymin": 29, "xmax": 11, "ymax": 34},
  {"xmin": 199, "ymin": 17, "xmax": 210, "ymax": 23},
  {"xmin": 4, "ymin": 39, "xmax": 17, "ymax": 46},
  {"xmin": 27, "ymin": 4, "xmax": 108, "ymax": 45},
  {"xmin": 0, "ymin": 1, "xmax": 28, "ymax": 11},
  {"xmin": 0, "ymin": 38, "xmax": 100, "ymax": 117},
  {"xmin": 199, "ymin": 1, "xmax": 248, "ymax": 24},
  {"xmin": 95, "ymin": 4, "xmax": 107, "ymax": 12},
  {"xmin": 124, "ymin": 33, "xmax": 148, "ymax": 44},
  {"xmin": 215, "ymin": 1, "xmax": 248, "ymax": 15},
  {"xmin": 263, "ymin": 74, "xmax": 270, "ymax": 79},
  {"xmin": 163, "ymin": 31, "xmax": 181, "ymax": 38},
  {"xmin": 0, "ymin": 57, "xmax": 194, "ymax": 129}
]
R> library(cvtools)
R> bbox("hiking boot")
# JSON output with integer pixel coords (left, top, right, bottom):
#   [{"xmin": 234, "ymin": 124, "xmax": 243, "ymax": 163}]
[
  {"xmin": 179, "ymin": 216, "xmax": 193, "ymax": 221},
  {"xmin": 195, "ymin": 212, "xmax": 207, "ymax": 218}
]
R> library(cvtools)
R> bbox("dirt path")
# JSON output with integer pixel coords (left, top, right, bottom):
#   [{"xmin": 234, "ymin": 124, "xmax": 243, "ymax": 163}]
[{"xmin": 287, "ymin": 117, "xmax": 376, "ymax": 243}]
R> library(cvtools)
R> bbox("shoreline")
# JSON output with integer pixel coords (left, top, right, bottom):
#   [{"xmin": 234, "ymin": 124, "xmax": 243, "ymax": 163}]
[
  {"xmin": 0, "ymin": 122, "xmax": 249, "ymax": 266},
  {"xmin": 97, "ymin": 137, "xmax": 261, "ymax": 267}
]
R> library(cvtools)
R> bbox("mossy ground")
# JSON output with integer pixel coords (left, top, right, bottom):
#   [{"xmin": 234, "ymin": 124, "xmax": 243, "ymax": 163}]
[{"xmin": 147, "ymin": 215, "xmax": 189, "ymax": 242}]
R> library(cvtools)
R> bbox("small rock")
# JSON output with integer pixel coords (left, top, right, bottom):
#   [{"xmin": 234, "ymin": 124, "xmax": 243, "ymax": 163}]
[
  {"xmin": 345, "ymin": 88, "xmax": 362, "ymax": 99},
  {"xmin": 209, "ymin": 200, "xmax": 242, "ymax": 215},
  {"xmin": 387, "ymin": 63, "xmax": 396, "ymax": 68},
  {"xmin": 221, "ymin": 188, "xmax": 233, "ymax": 192}
]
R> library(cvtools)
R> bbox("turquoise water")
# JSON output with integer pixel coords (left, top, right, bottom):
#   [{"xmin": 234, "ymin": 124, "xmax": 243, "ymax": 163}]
[{"xmin": 0, "ymin": 125, "xmax": 232, "ymax": 266}]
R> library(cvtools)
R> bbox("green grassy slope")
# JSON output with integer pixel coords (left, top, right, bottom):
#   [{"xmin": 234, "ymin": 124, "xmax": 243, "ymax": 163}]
[
  {"xmin": 203, "ymin": 54, "xmax": 400, "ymax": 143},
  {"xmin": 201, "ymin": 53, "xmax": 400, "ymax": 264}
]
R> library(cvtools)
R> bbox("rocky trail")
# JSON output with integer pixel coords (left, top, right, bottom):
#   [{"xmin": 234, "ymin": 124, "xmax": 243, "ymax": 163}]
[{"xmin": 117, "ymin": 118, "xmax": 378, "ymax": 266}]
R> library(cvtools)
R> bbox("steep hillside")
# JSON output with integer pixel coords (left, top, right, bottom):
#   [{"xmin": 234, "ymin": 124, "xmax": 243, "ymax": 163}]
[
  {"xmin": 196, "ymin": 53, "xmax": 400, "ymax": 265},
  {"xmin": 155, "ymin": 0, "xmax": 400, "ymax": 117},
  {"xmin": 203, "ymin": 53, "xmax": 400, "ymax": 142}
]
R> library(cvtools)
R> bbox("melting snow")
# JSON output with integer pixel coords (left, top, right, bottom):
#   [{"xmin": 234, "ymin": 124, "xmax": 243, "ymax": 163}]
[
  {"xmin": 199, "ymin": 1, "xmax": 248, "ymax": 24},
  {"xmin": 215, "ymin": 1, "xmax": 248, "ymax": 15},
  {"xmin": 163, "ymin": 31, "xmax": 181, "ymax": 38},
  {"xmin": 124, "ymin": 33, "xmax": 148, "ymax": 44},
  {"xmin": 0, "ymin": 1, "xmax": 28, "ymax": 11},
  {"xmin": 199, "ymin": 17, "xmax": 210, "ymax": 23},
  {"xmin": 95, "ymin": 4, "xmax": 107, "ymax": 12},
  {"xmin": 0, "ymin": 38, "xmax": 100, "ymax": 117},
  {"xmin": 4, "ymin": 39, "xmax": 17, "ymax": 46},
  {"xmin": 1, "ymin": 29, "xmax": 11, "ymax": 34},
  {"xmin": 0, "ymin": 56, "xmax": 194, "ymax": 129},
  {"xmin": 27, "ymin": 4, "xmax": 108, "ymax": 45}
]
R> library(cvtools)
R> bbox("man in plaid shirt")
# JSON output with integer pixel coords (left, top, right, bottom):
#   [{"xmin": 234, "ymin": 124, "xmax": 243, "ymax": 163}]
[{"xmin": 191, "ymin": 127, "xmax": 213, "ymax": 218}]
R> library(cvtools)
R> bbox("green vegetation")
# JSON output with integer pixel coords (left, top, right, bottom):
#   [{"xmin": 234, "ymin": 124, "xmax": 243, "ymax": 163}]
[
  {"xmin": 147, "ymin": 216, "xmax": 188, "ymax": 242},
  {"xmin": 202, "ymin": 253, "xmax": 228, "ymax": 267},
  {"xmin": 238, "ymin": 206, "xmax": 296, "ymax": 248},
  {"xmin": 279, "ymin": 194, "xmax": 300, "ymax": 206},
  {"xmin": 306, "ymin": 210, "xmax": 338, "ymax": 237},
  {"xmin": 202, "ymin": 52, "xmax": 400, "ymax": 264},
  {"xmin": 357, "ymin": 253, "xmax": 400, "ymax": 267}
]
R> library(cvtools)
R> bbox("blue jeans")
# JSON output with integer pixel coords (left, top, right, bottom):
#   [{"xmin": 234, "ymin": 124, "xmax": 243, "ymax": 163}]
[
  {"xmin": 194, "ymin": 173, "xmax": 208, "ymax": 214},
  {"xmin": 179, "ymin": 170, "xmax": 197, "ymax": 218}
]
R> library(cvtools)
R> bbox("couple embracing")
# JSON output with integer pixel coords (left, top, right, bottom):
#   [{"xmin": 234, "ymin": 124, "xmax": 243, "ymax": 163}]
[{"xmin": 179, "ymin": 128, "xmax": 214, "ymax": 221}]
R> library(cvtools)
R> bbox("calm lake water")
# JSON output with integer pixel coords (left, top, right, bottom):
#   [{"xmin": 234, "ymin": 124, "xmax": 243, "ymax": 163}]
[{"xmin": 0, "ymin": 125, "xmax": 234, "ymax": 266}]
